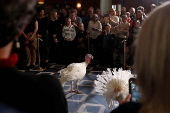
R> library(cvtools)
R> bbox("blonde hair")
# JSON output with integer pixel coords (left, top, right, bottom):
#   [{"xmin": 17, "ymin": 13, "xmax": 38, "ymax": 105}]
[
  {"xmin": 134, "ymin": 2, "xmax": 170, "ymax": 113},
  {"xmin": 92, "ymin": 14, "xmax": 99, "ymax": 21},
  {"xmin": 78, "ymin": 23, "xmax": 84, "ymax": 30},
  {"xmin": 110, "ymin": 8, "xmax": 116, "ymax": 16},
  {"xmin": 50, "ymin": 11, "xmax": 57, "ymax": 21},
  {"xmin": 64, "ymin": 18, "xmax": 71, "ymax": 26}
]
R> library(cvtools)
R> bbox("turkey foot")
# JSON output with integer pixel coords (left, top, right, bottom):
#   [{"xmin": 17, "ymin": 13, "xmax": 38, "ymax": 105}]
[
  {"xmin": 69, "ymin": 81, "xmax": 76, "ymax": 93},
  {"xmin": 75, "ymin": 85, "xmax": 83, "ymax": 94},
  {"xmin": 68, "ymin": 90, "xmax": 76, "ymax": 93},
  {"xmin": 76, "ymin": 90, "xmax": 83, "ymax": 94}
]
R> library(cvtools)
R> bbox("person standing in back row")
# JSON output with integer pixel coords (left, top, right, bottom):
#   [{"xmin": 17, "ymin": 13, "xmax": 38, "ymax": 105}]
[
  {"xmin": 36, "ymin": 6, "xmax": 49, "ymax": 65},
  {"xmin": 22, "ymin": 16, "xmax": 38, "ymax": 68}
]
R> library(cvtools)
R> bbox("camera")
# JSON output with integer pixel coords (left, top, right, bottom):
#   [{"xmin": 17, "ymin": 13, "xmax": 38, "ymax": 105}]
[
  {"xmin": 102, "ymin": 30, "xmax": 105, "ymax": 34},
  {"xmin": 129, "ymin": 77, "xmax": 142, "ymax": 102}
]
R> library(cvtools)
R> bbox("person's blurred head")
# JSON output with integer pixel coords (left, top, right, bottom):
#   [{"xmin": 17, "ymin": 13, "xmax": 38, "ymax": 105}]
[
  {"xmin": 88, "ymin": 7, "xmax": 94, "ymax": 17},
  {"xmin": 116, "ymin": 10, "xmax": 119, "ymax": 16},
  {"xmin": 92, "ymin": 14, "xmax": 98, "ymax": 22},
  {"xmin": 121, "ymin": 7, "xmax": 126, "ymax": 14},
  {"xmin": 73, "ymin": 9, "xmax": 78, "ymax": 16},
  {"xmin": 136, "ymin": 10, "xmax": 142, "ymax": 20},
  {"xmin": 80, "ymin": 10, "xmax": 86, "ymax": 17},
  {"xmin": 126, "ymin": 12, "xmax": 130, "ymax": 17},
  {"xmin": 50, "ymin": 11, "xmax": 57, "ymax": 21},
  {"xmin": 129, "ymin": 7, "xmax": 135, "ymax": 15},
  {"xmin": 134, "ymin": 2, "xmax": 170, "ymax": 112},
  {"xmin": 78, "ymin": 23, "xmax": 84, "ymax": 30},
  {"xmin": 137, "ymin": 6, "xmax": 144, "ymax": 13},
  {"xmin": 96, "ymin": 8, "xmax": 101, "ymax": 16},
  {"xmin": 150, "ymin": 4, "xmax": 157, "ymax": 11},
  {"xmin": 109, "ymin": 8, "xmax": 116, "ymax": 16},
  {"xmin": 61, "ymin": 8, "xmax": 67, "ymax": 14},
  {"xmin": 65, "ymin": 18, "xmax": 71, "ymax": 26},
  {"xmin": 37, "ymin": 6, "xmax": 44, "ymax": 17},
  {"xmin": 70, "ymin": 12, "xmax": 76, "ymax": 21},
  {"xmin": 0, "ymin": 0, "xmax": 37, "ymax": 48},
  {"xmin": 122, "ymin": 15, "xmax": 127, "ymax": 23},
  {"xmin": 54, "ymin": 7, "xmax": 59, "ymax": 12},
  {"xmin": 105, "ymin": 23, "xmax": 111, "ymax": 32}
]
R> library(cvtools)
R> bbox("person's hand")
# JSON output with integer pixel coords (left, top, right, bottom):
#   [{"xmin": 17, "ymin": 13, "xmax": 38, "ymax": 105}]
[
  {"xmin": 108, "ymin": 17, "xmax": 110, "ymax": 20},
  {"xmin": 28, "ymin": 35, "xmax": 33, "ymax": 41},
  {"xmin": 114, "ymin": 26, "xmax": 118, "ymax": 30},
  {"xmin": 53, "ymin": 34, "xmax": 57, "ymax": 39},
  {"xmin": 25, "ymin": 35, "xmax": 28, "ymax": 40},
  {"xmin": 104, "ymin": 30, "xmax": 107, "ymax": 35},
  {"xmin": 39, "ymin": 35, "xmax": 42, "ymax": 38},
  {"xmin": 54, "ymin": 38, "xmax": 58, "ymax": 43},
  {"xmin": 119, "ymin": 94, "xmax": 131, "ymax": 105},
  {"xmin": 71, "ymin": 22, "xmax": 74, "ymax": 25},
  {"xmin": 100, "ymin": 31, "xmax": 102, "ymax": 35},
  {"xmin": 92, "ymin": 27, "xmax": 96, "ymax": 31}
]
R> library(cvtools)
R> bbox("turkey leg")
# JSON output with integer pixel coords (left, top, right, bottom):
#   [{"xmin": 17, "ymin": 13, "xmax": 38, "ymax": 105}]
[
  {"xmin": 76, "ymin": 80, "xmax": 82, "ymax": 94},
  {"xmin": 70, "ymin": 81, "xmax": 76, "ymax": 92}
]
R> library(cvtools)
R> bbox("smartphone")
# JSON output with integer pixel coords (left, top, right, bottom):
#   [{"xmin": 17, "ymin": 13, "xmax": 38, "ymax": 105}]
[{"xmin": 129, "ymin": 77, "xmax": 142, "ymax": 102}]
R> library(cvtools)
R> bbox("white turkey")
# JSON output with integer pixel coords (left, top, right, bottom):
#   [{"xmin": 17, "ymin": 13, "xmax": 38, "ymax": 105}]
[{"xmin": 59, "ymin": 54, "xmax": 93, "ymax": 94}]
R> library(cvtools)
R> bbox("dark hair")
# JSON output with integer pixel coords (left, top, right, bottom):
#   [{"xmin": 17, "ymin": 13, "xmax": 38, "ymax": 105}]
[
  {"xmin": 0, "ymin": 0, "xmax": 37, "ymax": 47},
  {"xmin": 37, "ymin": 6, "xmax": 44, "ymax": 15},
  {"xmin": 54, "ymin": 7, "xmax": 59, "ymax": 11},
  {"xmin": 137, "ymin": 6, "xmax": 144, "ymax": 11},
  {"xmin": 122, "ymin": 15, "xmax": 127, "ymax": 18}
]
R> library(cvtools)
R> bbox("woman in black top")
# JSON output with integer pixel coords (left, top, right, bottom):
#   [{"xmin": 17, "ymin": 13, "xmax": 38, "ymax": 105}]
[
  {"xmin": 48, "ymin": 11, "xmax": 63, "ymax": 63},
  {"xmin": 36, "ymin": 6, "xmax": 49, "ymax": 64}
]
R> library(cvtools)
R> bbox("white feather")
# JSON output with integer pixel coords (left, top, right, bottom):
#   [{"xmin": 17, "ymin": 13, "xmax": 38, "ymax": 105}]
[{"xmin": 94, "ymin": 68, "xmax": 134, "ymax": 110}]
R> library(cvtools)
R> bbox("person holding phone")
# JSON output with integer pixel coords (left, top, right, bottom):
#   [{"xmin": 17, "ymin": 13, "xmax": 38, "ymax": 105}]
[{"xmin": 111, "ymin": 2, "xmax": 170, "ymax": 113}]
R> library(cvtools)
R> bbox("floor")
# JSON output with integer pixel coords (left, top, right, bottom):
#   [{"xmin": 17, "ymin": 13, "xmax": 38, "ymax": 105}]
[{"xmin": 18, "ymin": 60, "xmax": 124, "ymax": 113}]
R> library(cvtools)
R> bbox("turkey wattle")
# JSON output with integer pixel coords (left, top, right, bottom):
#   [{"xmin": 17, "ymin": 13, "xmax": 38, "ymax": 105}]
[{"xmin": 59, "ymin": 54, "xmax": 93, "ymax": 94}]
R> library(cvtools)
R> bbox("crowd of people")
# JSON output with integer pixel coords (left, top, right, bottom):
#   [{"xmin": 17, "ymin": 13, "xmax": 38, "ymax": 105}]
[{"xmin": 16, "ymin": 3, "xmax": 157, "ymax": 70}]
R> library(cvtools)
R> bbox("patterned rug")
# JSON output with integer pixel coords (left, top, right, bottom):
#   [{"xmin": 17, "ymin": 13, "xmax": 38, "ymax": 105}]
[{"xmin": 18, "ymin": 61, "xmax": 123, "ymax": 113}]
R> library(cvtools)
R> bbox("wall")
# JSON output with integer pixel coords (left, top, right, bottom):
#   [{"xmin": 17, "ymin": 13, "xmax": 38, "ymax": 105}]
[
  {"xmin": 44, "ymin": 0, "xmax": 100, "ymax": 14},
  {"xmin": 43, "ymin": 0, "xmax": 157, "ymax": 15},
  {"xmin": 100, "ymin": 0, "xmax": 112, "ymax": 15}
]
